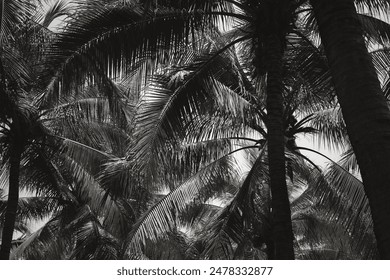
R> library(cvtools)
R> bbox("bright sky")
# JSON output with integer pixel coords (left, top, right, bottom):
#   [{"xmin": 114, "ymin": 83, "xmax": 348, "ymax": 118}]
[{"xmin": 296, "ymin": 134, "xmax": 341, "ymax": 168}]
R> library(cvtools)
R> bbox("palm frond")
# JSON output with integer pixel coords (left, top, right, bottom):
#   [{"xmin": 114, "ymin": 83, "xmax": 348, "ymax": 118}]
[
  {"xmin": 309, "ymin": 107, "xmax": 348, "ymax": 151},
  {"xmin": 39, "ymin": 0, "xmax": 73, "ymax": 28},
  {"xmin": 355, "ymin": 0, "xmax": 390, "ymax": 20},
  {"xmin": 70, "ymin": 220, "xmax": 120, "ymax": 260},
  {"xmin": 58, "ymin": 136, "xmax": 112, "ymax": 177},
  {"xmin": 370, "ymin": 48, "xmax": 390, "ymax": 83},
  {"xmin": 44, "ymin": 4, "xmax": 215, "ymax": 95},
  {"xmin": 0, "ymin": 0, "xmax": 33, "ymax": 44},
  {"xmin": 286, "ymin": 30, "xmax": 334, "ymax": 111},
  {"xmin": 10, "ymin": 216, "xmax": 68, "ymax": 259},
  {"xmin": 359, "ymin": 14, "xmax": 390, "ymax": 46},
  {"xmin": 338, "ymin": 145, "xmax": 359, "ymax": 173},
  {"xmin": 200, "ymin": 146, "xmax": 269, "ymax": 259},
  {"xmin": 16, "ymin": 196, "xmax": 60, "ymax": 221},
  {"xmin": 19, "ymin": 145, "xmax": 75, "ymax": 201},
  {"xmin": 130, "ymin": 43, "xmax": 253, "ymax": 180},
  {"xmin": 123, "ymin": 153, "xmax": 239, "ymax": 258},
  {"xmin": 97, "ymin": 157, "xmax": 139, "ymax": 206},
  {"xmin": 292, "ymin": 155, "xmax": 377, "ymax": 259}
]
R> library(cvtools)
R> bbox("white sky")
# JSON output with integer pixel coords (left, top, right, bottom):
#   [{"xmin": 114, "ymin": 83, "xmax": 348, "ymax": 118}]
[{"xmin": 296, "ymin": 134, "xmax": 341, "ymax": 168}]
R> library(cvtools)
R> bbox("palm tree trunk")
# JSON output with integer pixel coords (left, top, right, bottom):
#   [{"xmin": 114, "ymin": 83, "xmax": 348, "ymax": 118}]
[
  {"xmin": 310, "ymin": 0, "xmax": 390, "ymax": 259},
  {"xmin": 264, "ymin": 35, "xmax": 295, "ymax": 260},
  {"xmin": 0, "ymin": 144, "xmax": 22, "ymax": 260},
  {"xmin": 265, "ymin": 240, "xmax": 275, "ymax": 260}
]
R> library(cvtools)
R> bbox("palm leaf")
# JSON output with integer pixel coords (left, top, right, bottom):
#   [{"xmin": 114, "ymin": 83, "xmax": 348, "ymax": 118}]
[
  {"xmin": 123, "ymin": 153, "xmax": 239, "ymax": 258},
  {"xmin": 200, "ymin": 145, "xmax": 269, "ymax": 259}
]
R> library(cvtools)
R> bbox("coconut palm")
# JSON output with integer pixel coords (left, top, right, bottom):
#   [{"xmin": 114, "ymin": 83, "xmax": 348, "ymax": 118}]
[
  {"xmin": 0, "ymin": 0, "xmax": 41, "ymax": 259},
  {"xmin": 21, "ymin": 0, "xmax": 390, "ymax": 259},
  {"xmin": 0, "ymin": 0, "xmax": 78, "ymax": 259},
  {"xmin": 122, "ymin": 21, "xmax": 387, "ymax": 259},
  {"xmin": 308, "ymin": 0, "xmax": 390, "ymax": 258},
  {"xmin": 41, "ymin": 0, "xmax": 310, "ymax": 259},
  {"xmin": 8, "ymin": 80, "xmax": 138, "ymax": 259},
  {"xmin": 120, "ymin": 28, "xmax": 341, "ymax": 260}
]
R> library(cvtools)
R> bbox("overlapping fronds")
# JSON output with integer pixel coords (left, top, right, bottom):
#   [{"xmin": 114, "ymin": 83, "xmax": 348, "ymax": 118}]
[
  {"xmin": 169, "ymin": 138, "xmax": 251, "ymax": 183},
  {"xmin": 53, "ymin": 138, "xmax": 117, "ymax": 213},
  {"xmin": 291, "ymin": 154, "xmax": 377, "ymax": 259},
  {"xmin": 359, "ymin": 14, "xmax": 390, "ymax": 46},
  {"xmin": 200, "ymin": 146, "xmax": 269, "ymax": 259},
  {"xmin": 43, "ymin": 2, "xmax": 226, "ymax": 100},
  {"xmin": 293, "ymin": 212, "xmax": 356, "ymax": 259},
  {"xmin": 10, "ymin": 204, "xmax": 108, "ymax": 259},
  {"xmin": 284, "ymin": 31, "xmax": 334, "ymax": 112},
  {"xmin": 10, "ymin": 160, "xmax": 135, "ymax": 259},
  {"xmin": 0, "ymin": 195, "xmax": 55, "ymax": 238},
  {"xmin": 370, "ymin": 48, "xmax": 390, "ymax": 82},
  {"xmin": 309, "ymin": 107, "xmax": 348, "ymax": 151},
  {"xmin": 46, "ymin": 110, "xmax": 130, "ymax": 155},
  {"xmin": 15, "ymin": 196, "xmax": 60, "ymax": 221},
  {"xmin": 98, "ymin": 158, "xmax": 132, "ymax": 194},
  {"xmin": 139, "ymin": 0, "xmax": 234, "ymax": 14},
  {"xmin": 70, "ymin": 220, "xmax": 120, "ymax": 260},
  {"xmin": 325, "ymin": 163, "xmax": 370, "ymax": 225},
  {"xmin": 59, "ymin": 137, "xmax": 112, "ymax": 177},
  {"xmin": 382, "ymin": 73, "xmax": 390, "ymax": 99},
  {"xmin": 130, "ymin": 40, "xmax": 257, "ymax": 181},
  {"xmin": 37, "ymin": 0, "xmax": 73, "ymax": 29},
  {"xmin": 123, "ymin": 153, "xmax": 239, "ymax": 258},
  {"xmin": 18, "ymin": 144, "xmax": 73, "ymax": 201},
  {"xmin": 142, "ymin": 229, "xmax": 197, "ymax": 260},
  {"xmin": 338, "ymin": 146, "xmax": 359, "ymax": 173},
  {"xmin": 355, "ymin": 0, "xmax": 390, "ymax": 20},
  {"xmin": 0, "ymin": 0, "xmax": 33, "ymax": 45},
  {"xmin": 1, "ymin": 47, "xmax": 31, "ymax": 88},
  {"xmin": 10, "ymin": 214, "xmax": 70, "ymax": 259},
  {"xmin": 179, "ymin": 203, "xmax": 225, "ymax": 234},
  {"xmin": 40, "ymin": 74, "xmax": 132, "ymax": 129},
  {"xmin": 100, "ymin": 196, "xmax": 136, "ymax": 240}
]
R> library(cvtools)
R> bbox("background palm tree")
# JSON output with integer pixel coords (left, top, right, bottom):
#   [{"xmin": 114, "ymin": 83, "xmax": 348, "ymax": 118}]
[{"xmin": 0, "ymin": 0, "xmax": 75, "ymax": 259}]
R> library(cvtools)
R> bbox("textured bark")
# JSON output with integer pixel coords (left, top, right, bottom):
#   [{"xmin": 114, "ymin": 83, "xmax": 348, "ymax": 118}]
[
  {"xmin": 265, "ymin": 35, "xmax": 295, "ymax": 260},
  {"xmin": 310, "ymin": 0, "xmax": 390, "ymax": 259},
  {"xmin": 0, "ymin": 144, "xmax": 22, "ymax": 260}
]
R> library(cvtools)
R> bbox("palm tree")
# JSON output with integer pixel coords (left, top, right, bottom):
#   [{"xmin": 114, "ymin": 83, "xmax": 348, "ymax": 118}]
[
  {"xmin": 0, "ymin": 0, "xmax": 37, "ymax": 259},
  {"xmin": 8, "ymin": 80, "xmax": 137, "ymax": 259},
  {"xmin": 308, "ymin": 0, "xmax": 390, "ymax": 258},
  {"xmin": 30, "ymin": 1, "xmax": 288, "ymax": 260},
  {"xmin": 0, "ymin": 0, "xmax": 75, "ymax": 259},
  {"xmin": 0, "ymin": 188, "xmax": 61, "ymax": 254},
  {"xmin": 41, "ymin": 0, "xmax": 300, "ymax": 259},
  {"xmin": 121, "ymin": 27, "xmax": 342, "ymax": 260}
]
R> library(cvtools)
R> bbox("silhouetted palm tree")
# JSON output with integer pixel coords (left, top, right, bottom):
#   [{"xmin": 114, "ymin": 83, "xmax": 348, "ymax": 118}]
[{"xmin": 309, "ymin": 0, "xmax": 390, "ymax": 258}]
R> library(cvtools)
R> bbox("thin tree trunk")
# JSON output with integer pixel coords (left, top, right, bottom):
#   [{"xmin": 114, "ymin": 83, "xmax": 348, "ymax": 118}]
[
  {"xmin": 0, "ymin": 144, "xmax": 22, "ymax": 260},
  {"xmin": 265, "ymin": 35, "xmax": 295, "ymax": 260},
  {"xmin": 310, "ymin": 0, "xmax": 390, "ymax": 259}
]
